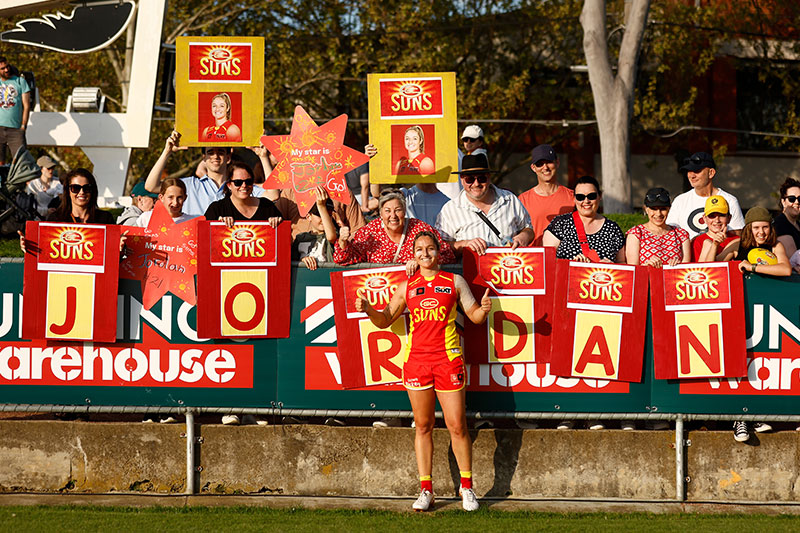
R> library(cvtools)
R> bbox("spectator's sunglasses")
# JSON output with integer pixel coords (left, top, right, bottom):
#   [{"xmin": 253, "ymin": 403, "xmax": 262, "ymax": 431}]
[
  {"xmin": 705, "ymin": 212, "xmax": 727, "ymax": 219},
  {"xmin": 645, "ymin": 192, "xmax": 670, "ymax": 204},
  {"xmin": 230, "ymin": 178, "xmax": 254, "ymax": 187},
  {"xmin": 575, "ymin": 192, "xmax": 599, "ymax": 201},
  {"xmin": 784, "ymin": 195, "xmax": 800, "ymax": 204},
  {"xmin": 463, "ymin": 174, "xmax": 489, "ymax": 185},
  {"xmin": 68, "ymin": 184, "xmax": 92, "ymax": 194},
  {"xmin": 462, "ymin": 137, "xmax": 478, "ymax": 143}
]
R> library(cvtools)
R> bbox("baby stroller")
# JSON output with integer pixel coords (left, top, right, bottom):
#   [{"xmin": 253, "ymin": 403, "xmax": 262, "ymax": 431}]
[{"xmin": 0, "ymin": 146, "xmax": 43, "ymax": 235}]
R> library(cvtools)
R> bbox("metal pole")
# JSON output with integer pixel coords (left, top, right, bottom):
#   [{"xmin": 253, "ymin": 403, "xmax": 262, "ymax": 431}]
[
  {"xmin": 185, "ymin": 410, "xmax": 195, "ymax": 495},
  {"xmin": 675, "ymin": 415, "xmax": 685, "ymax": 501}
]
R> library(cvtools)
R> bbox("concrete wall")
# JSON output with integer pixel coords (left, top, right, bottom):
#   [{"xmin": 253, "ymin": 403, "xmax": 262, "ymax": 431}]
[{"xmin": 0, "ymin": 420, "xmax": 798, "ymax": 501}]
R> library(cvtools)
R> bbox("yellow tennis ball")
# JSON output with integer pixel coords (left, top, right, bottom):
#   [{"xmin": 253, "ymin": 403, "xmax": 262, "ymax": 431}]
[{"xmin": 748, "ymin": 247, "xmax": 778, "ymax": 266}]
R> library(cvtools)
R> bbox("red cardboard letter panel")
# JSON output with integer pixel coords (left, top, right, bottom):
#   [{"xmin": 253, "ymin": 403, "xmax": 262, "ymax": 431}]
[
  {"xmin": 331, "ymin": 266, "xmax": 408, "ymax": 389},
  {"xmin": 651, "ymin": 262, "xmax": 747, "ymax": 379},
  {"xmin": 463, "ymin": 247, "xmax": 555, "ymax": 364},
  {"xmin": 22, "ymin": 221, "xmax": 120, "ymax": 342},
  {"xmin": 550, "ymin": 261, "xmax": 648, "ymax": 382},
  {"xmin": 196, "ymin": 221, "xmax": 291, "ymax": 339}
]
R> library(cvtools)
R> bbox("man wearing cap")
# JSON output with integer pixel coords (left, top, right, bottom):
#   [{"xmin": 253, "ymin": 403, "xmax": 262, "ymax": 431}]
[
  {"xmin": 436, "ymin": 153, "xmax": 533, "ymax": 255},
  {"xmin": 26, "ymin": 155, "xmax": 62, "ymax": 217},
  {"xmin": 518, "ymin": 144, "xmax": 575, "ymax": 245},
  {"xmin": 666, "ymin": 151, "xmax": 744, "ymax": 239},
  {"xmin": 693, "ymin": 195, "xmax": 740, "ymax": 262},
  {"xmin": 117, "ymin": 181, "xmax": 158, "ymax": 225}
]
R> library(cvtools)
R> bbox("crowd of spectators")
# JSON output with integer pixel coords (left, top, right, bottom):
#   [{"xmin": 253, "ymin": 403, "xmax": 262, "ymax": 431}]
[{"xmin": 12, "ymin": 110, "xmax": 800, "ymax": 440}]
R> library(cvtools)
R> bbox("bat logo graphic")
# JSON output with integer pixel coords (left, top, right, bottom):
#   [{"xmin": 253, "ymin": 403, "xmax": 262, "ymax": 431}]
[{"xmin": 1, "ymin": 1, "xmax": 136, "ymax": 54}]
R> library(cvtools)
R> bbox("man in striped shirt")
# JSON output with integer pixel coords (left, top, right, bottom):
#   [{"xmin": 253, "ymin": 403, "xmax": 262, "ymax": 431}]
[{"xmin": 435, "ymin": 153, "xmax": 533, "ymax": 256}]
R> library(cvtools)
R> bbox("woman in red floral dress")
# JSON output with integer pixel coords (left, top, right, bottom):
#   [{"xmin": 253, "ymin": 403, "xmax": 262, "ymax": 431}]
[
  {"xmin": 625, "ymin": 187, "xmax": 690, "ymax": 267},
  {"xmin": 333, "ymin": 190, "xmax": 454, "ymax": 265}
]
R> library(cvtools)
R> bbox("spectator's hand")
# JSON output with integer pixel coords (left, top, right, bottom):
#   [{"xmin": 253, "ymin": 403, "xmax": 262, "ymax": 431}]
[
  {"xmin": 301, "ymin": 256, "xmax": 317, "ymax": 271},
  {"xmin": 354, "ymin": 296, "xmax": 367, "ymax": 312},
  {"xmin": 338, "ymin": 225, "xmax": 351, "ymax": 247},
  {"xmin": 708, "ymin": 229, "xmax": 726, "ymax": 245},
  {"xmin": 314, "ymin": 185, "xmax": 329, "ymax": 204},
  {"xmin": 266, "ymin": 217, "xmax": 282, "ymax": 228},
  {"xmin": 738, "ymin": 260, "xmax": 753, "ymax": 274},
  {"xmin": 598, "ymin": 257, "xmax": 613, "ymax": 263},
  {"xmin": 644, "ymin": 256, "xmax": 663, "ymax": 268},
  {"xmin": 405, "ymin": 259, "xmax": 419, "ymax": 277},
  {"xmin": 510, "ymin": 235, "xmax": 525, "ymax": 250},
  {"xmin": 667, "ymin": 256, "xmax": 681, "ymax": 267},
  {"xmin": 165, "ymin": 131, "xmax": 187, "ymax": 154},
  {"xmin": 18, "ymin": 230, "xmax": 26, "ymax": 254},
  {"xmin": 365, "ymin": 144, "xmax": 378, "ymax": 158},
  {"xmin": 250, "ymin": 142, "xmax": 268, "ymax": 159},
  {"xmin": 119, "ymin": 230, "xmax": 129, "ymax": 253},
  {"xmin": 480, "ymin": 288, "xmax": 492, "ymax": 313},
  {"xmin": 572, "ymin": 253, "xmax": 591, "ymax": 263},
  {"xmin": 464, "ymin": 238, "xmax": 488, "ymax": 256},
  {"xmin": 218, "ymin": 216, "xmax": 235, "ymax": 228}
]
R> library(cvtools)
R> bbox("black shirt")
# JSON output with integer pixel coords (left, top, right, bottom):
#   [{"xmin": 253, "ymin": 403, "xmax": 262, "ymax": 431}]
[
  {"xmin": 773, "ymin": 213, "xmax": 800, "ymax": 250},
  {"xmin": 204, "ymin": 196, "xmax": 282, "ymax": 222},
  {"xmin": 47, "ymin": 209, "xmax": 115, "ymax": 224}
]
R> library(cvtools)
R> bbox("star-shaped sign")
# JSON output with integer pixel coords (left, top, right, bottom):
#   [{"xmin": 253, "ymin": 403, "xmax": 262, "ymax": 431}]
[
  {"xmin": 120, "ymin": 202, "xmax": 198, "ymax": 310},
  {"xmin": 261, "ymin": 105, "xmax": 369, "ymax": 217}
]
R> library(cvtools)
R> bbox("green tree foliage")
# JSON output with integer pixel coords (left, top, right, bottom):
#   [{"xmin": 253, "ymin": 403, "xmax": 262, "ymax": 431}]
[{"xmin": 4, "ymin": 0, "xmax": 800, "ymax": 192}]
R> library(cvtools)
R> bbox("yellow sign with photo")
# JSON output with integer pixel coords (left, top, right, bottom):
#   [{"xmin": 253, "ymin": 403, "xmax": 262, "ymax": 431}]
[
  {"xmin": 367, "ymin": 72, "xmax": 458, "ymax": 184},
  {"xmin": 175, "ymin": 36, "xmax": 264, "ymax": 147}
]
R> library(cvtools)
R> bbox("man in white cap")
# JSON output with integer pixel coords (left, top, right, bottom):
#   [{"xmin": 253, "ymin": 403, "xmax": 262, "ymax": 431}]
[
  {"xmin": 441, "ymin": 124, "xmax": 489, "ymax": 201},
  {"xmin": 519, "ymin": 144, "xmax": 575, "ymax": 245},
  {"xmin": 26, "ymin": 155, "xmax": 62, "ymax": 217}
]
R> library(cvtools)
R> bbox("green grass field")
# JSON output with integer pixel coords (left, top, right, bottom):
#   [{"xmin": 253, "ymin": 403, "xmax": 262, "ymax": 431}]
[{"xmin": 1, "ymin": 507, "xmax": 799, "ymax": 533}]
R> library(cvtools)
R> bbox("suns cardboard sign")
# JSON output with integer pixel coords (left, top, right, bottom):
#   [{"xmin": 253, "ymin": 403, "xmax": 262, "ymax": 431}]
[
  {"xmin": 650, "ymin": 262, "xmax": 746, "ymax": 379},
  {"xmin": 331, "ymin": 266, "xmax": 408, "ymax": 389},
  {"xmin": 22, "ymin": 222, "xmax": 120, "ymax": 342},
  {"xmin": 367, "ymin": 72, "xmax": 458, "ymax": 184},
  {"xmin": 196, "ymin": 221, "xmax": 290, "ymax": 339},
  {"xmin": 551, "ymin": 261, "xmax": 648, "ymax": 382},
  {"xmin": 176, "ymin": 36, "xmax": 264, "ymax": 147}
]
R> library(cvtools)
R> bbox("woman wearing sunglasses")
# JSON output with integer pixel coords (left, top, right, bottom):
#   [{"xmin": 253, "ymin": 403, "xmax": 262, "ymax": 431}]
[
  {"xmin": 48, "ymin": 168, "xmax": 114, "ymax": 224},
  {"xmin": 625, "ymin": 187, "xmax": 690, "ymax": 267},
  {"xmin": 19, "ymin": 168, "xmax": 116, "ymax": 257},
  {"xmin": 542, "ymin": 175, "xmax": 625, "ymax": 263},
  {"xmin": 204, "ymin": 161, "xmax": 282, "ymax": 228},
  {"xmin": 774, "ymin": 177, "xmax": 800, "ymax": 261}
]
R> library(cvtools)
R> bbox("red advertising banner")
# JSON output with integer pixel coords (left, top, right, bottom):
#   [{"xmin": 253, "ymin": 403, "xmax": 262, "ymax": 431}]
[
  {"xmin": 650, "ymin": 262, "xmax": 747, "ymax": 379},
  {"xmin": 120, "ymin": 202, "xmax": 199, "ymax": 310},
  {"xmin": 188, "ymin": 42, "xmax": 253, "ymax": 83},
  {"xmin": 196, "ymin": 221, "xmax": 291, "ymax": 339},
  {"xmin": 462, "ymin": 248, "xmax": 555, "ymax": 364},
  {"xmin": 261, "ymin": 105, "xmax": 370, "ymax": 216},
  {"xmin": 0, "ymin": 325, "xmax": 253, "ymax": 388},
  {"xmin": 330, "ymin": 266, "xmax": 408, "ymax": 389},
  {"xmin": 550, "ymin": 261, "xmax": 648, "ymax": 382},
  {"xmin": 378, "ymin": 78, "xmax": 444, "ymax": 120},
  {"xmin": 22, "ymin": 222, "xmax": 120, "ymax": 343}
]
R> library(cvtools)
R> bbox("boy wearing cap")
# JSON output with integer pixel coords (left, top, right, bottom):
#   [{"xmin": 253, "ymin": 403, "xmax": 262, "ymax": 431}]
[
  {"xmin": 26, "ymin": 155, "xmax": 62, "ymax": 217},
  {"xmin": 518, "ymin": 144, "xmax": 575, "ymax": 246},
  {"xmin": 666, "ymin": 151, "xmax": 744, "ymax": 239},
  {"xmin": 693, "ymin": 195, "xmax": 740, "ymax": 262}
]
